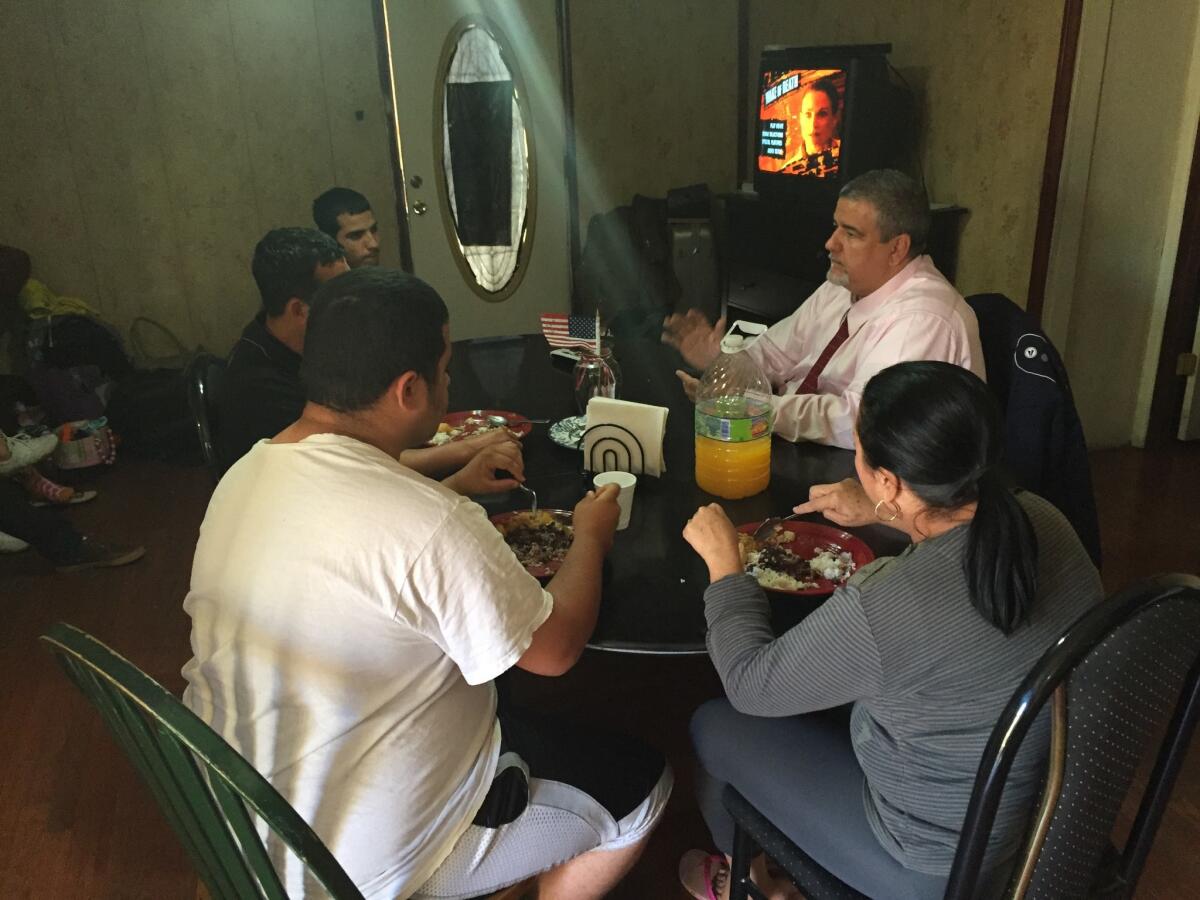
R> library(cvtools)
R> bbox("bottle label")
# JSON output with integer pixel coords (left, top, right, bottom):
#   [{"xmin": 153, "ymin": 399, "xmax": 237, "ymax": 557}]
[{"xmin": 695, "ymin": 408, "xmax": 772, "ymax": 442}]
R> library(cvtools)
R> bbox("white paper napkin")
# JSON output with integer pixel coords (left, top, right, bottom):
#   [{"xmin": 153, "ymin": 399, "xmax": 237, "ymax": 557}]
[{"xmin": 584, "ymin": 397, "xmax": 668, "ymax": 477}]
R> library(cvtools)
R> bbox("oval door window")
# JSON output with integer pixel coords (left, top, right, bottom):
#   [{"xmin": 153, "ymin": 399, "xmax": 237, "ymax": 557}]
[{"xmin": 436, "ymin": 19, "xmax": 536, "ymax": 301}]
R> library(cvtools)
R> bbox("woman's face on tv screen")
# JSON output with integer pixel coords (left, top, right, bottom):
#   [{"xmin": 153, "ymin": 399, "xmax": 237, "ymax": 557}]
[{"xmin": 800, "ymin": 88, "xmax": 837, "ymax": 152}]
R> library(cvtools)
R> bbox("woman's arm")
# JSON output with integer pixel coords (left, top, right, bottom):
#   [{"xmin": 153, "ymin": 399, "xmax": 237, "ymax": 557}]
[
  {"xmin": 703, "ymin": 574, "xmax": 883, "ymax": 717},
  {"xmin": 683, "ymin": 504, "xmax": 883, "ymax": 716}
]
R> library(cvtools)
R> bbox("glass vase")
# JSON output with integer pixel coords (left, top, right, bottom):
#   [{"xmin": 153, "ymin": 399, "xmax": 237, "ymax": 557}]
[{"xmin": 573, "ymin": 348, "xmax": 622, "ymax": 415}]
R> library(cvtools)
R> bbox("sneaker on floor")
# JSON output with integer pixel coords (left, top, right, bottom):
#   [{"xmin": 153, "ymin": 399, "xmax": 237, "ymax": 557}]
[
  {"xmin": 0, "ymin": 530, "xmax": 31, "ymax": 553},
  {"xmin": 30, "ymin": 488, "xmax": 99, "ymax": 508},
  {"xmin": 0, "ymin": 432, "xmax": 59, "ymax": 474},
  {"xmin": 55, "ymin": 538, "xmax": 146, "ymax": 573}
]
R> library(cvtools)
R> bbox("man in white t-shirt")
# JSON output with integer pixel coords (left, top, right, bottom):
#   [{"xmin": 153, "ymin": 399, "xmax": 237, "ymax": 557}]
[{"xmin": 182, "ymin": 268, "xmax": 672, "ymax": 899}]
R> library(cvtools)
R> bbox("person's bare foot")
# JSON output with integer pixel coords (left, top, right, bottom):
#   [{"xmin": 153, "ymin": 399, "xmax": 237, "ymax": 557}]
[{"xmin": 679, "ymin": 849, "xmax": 729, "ymax": 900}]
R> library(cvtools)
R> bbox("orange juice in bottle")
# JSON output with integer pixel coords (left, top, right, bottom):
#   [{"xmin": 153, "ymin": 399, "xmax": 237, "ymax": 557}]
[{"xmin": 694, "ymin": 335, "xmax": 773, "ymax": 499}]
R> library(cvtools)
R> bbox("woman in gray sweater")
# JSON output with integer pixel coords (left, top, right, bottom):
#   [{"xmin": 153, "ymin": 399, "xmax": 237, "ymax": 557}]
[{"xmin": 679, "ymin": 362, "xmax": 1102, "ymax": 900}]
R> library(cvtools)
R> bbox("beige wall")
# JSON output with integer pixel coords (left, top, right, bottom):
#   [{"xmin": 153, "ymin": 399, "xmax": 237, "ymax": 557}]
[
  {"xmin": 1060, "ymin": 0, "xmax": 1200, "ymax": 448},
  {"xmin": 0, "ymin": 0, "xmax": 400, "ymax": 362},
  {"xmin": 747, "ymin": 1, "xmax": 1063, "ymax": 304},
  {"xmin": 1, "ymin": 0, "xmax": 1061, "ymax": 355},
  {"xmin": 568, "ymin": 0, "xmax": 739, "ymax": 229},
  {"xmin": 10, "ymin": 2, "xmax": 1191, "ymax": 448}
]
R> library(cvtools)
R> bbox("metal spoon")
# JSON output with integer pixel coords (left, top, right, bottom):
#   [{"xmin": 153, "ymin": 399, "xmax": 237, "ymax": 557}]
[{"xmin": 752, "ymin": 512, "xmax": 803, "ymax": 541}]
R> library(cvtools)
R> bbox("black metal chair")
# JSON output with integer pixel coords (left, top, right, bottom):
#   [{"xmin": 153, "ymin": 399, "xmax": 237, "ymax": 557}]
[
  {"xmin": 725, "ymin": 573, "xmax": 1200, "ymax": 900},
  {"xmin": 185, "ymin": 352, "xmax": 227, "ymax": 481}
]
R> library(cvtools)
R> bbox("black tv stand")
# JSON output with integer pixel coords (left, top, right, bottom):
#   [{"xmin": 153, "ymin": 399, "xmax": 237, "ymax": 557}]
[{"xmin": 715, "ymin": 191, "xmax": 967, "ymax": 326}]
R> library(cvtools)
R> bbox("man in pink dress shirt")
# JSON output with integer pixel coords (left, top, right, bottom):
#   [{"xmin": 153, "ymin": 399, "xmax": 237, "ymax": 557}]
[{"xmin": 664, "ymin": 169, "xmax": 985, "ymax": 449}]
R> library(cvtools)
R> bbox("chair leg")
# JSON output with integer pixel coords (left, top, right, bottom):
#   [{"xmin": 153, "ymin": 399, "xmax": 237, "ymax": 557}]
[{"xmin": 730, "ymin": 820, "xmax": 762, "ymax": 900}]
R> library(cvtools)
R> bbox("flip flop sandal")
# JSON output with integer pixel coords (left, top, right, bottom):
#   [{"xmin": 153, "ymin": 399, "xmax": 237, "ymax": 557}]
[
  {"xmin": 30, "ymin": 489, "xmax": 98, "ymax": 508},
  {"xmin": 679, "ymin": 849, "xmax": 728, "ymax": 900}
]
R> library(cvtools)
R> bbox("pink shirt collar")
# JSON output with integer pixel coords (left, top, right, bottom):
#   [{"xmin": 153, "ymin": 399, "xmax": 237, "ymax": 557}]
[{"xmin": 846, "ymin": 255, "xmax": 927, "ymax": 332}]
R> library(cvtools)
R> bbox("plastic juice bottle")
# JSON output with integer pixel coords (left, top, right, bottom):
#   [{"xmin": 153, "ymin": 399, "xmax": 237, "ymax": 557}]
[{"xmin": 694, "ymin": 334, "xmax": 773, "ymax": 499}]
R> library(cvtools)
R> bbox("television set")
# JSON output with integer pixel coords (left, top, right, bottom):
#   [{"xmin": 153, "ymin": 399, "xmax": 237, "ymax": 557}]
[{"xmin": 753, "ymin": 43, "xmax": 914, "ymax": 203}]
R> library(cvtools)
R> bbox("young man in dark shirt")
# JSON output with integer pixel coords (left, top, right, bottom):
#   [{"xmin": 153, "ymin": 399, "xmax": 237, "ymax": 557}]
[
  {"xmin": 219, "ymin": 228, "xmax": 516, "ymax": 482},
  {"xmin": 218, "ymin": 228, "xmax": 346, "ymax": 467}
]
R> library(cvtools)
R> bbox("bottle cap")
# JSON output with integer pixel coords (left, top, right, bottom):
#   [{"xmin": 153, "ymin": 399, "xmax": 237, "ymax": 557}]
[{"xmin": 720, "ymin": 334, "xmax": 745, "ymax": 353}]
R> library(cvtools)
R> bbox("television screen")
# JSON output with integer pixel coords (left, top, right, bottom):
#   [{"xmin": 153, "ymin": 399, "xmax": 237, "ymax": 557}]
[
  {"xmin": 752, "ymin": 45, "xmax": 911, "ymax": 203},
  {"xmin": 757, "ymin": 68, "xmax": 846, "ymax": 180}
]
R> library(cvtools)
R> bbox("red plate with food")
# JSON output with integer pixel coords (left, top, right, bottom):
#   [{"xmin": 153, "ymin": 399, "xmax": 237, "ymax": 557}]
[
  {"xmin": 492, "ymin": 509, "xmax": 573, "ymax": 579},
  {"xmin": 735, "ymin": 520, "xmax": 874, "ymax": 596},
  {"xmin": 430, "ymin": 410, "xmax": 532, "ymax": 445}
]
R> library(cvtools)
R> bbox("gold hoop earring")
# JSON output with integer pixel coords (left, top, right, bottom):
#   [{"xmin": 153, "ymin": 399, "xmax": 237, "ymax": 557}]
[{"xmin": 874, "ymin": 498, "xmax": 900, "ymax": 522}]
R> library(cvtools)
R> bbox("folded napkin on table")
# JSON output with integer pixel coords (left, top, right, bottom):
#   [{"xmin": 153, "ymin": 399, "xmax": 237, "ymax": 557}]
[{"xmin": 583, "ymin": 397, "xmax": 668, "ymax": 477}]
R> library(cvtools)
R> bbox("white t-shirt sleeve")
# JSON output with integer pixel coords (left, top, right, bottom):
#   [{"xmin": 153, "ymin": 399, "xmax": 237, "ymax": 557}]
[{"xmin": 404, "ymin": 499, "xmax": 553, "ymax": 685}]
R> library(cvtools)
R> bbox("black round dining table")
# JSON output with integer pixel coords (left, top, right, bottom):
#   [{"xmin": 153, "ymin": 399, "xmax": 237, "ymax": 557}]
[{"xmin": 448, "ymin": 333, "xmax": 909, "ymax": 655}]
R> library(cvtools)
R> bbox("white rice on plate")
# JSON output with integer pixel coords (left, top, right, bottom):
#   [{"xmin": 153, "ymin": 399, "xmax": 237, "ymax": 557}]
[{"xmin": 742, "ymin": 531, "xmax": 857, "ymax": 591}]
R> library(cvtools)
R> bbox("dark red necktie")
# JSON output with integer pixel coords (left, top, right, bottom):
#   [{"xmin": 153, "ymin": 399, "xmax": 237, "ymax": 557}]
[{"xmin": 795, "ymin": 315, "xmax": 850, "ymax": 394}]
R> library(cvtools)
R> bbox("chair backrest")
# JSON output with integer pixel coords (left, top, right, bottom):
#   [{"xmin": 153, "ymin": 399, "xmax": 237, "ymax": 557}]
[
  {"xmin": 40, "ymin": 622, "xmax": 364, "ymax": 900},
  {"xmin": 946, "ymin": 574, "xmax": 1200, "ymax": 899},
  {"xmin": 185, "ymin": 352, "xmax": 227, "ymax": 480},
  {"xmin": 964, "ymin": 292, "xmax": 1101, "ymax": 567}
]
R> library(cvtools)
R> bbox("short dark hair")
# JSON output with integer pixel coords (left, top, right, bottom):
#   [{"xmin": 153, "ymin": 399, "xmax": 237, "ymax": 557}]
[
  {"xmin": 839, "ymin": 169, "xmax": 930, "ymax": 257},
  {"xmin": 857, "ymin": 361, "xmax": 1038, "ymax": 634},
  {"xmin": 313, "ymin": 187, "xmax": 372, "ymax": 238},
  {"xmin": 251, "ymin": 228, "xmax": 344, "ymax": 318},
  {"xmin": 805, "ymin": 77, "xmax": 841, "ymax": 117},
  {"xmin": 301, "ymin": 268, "xmax": 449, "ymax": 413}
]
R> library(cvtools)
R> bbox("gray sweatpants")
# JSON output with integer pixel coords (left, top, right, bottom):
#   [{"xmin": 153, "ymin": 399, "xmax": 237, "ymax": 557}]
[{"xmin": 692, "ymin": 698, "xmax": 961, "ymax": 900}]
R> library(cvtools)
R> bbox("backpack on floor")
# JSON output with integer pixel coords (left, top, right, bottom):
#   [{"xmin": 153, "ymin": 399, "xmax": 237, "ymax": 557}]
[{"xmin": 105, "ymin": 368, "xmax": 202, "ymax": 465}]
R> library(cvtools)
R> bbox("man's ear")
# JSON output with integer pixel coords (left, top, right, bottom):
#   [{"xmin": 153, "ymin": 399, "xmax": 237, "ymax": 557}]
[
  {"xmin": 890, "ymin": 233, "xmax": 912, "ymax": 265},
  {"xmin": 389, "ymin": 371, "xmax": 426, "ymax": 413},
  {"xmin": 284, "ymin": 297, "xmax": 309, "ymax": 321}
]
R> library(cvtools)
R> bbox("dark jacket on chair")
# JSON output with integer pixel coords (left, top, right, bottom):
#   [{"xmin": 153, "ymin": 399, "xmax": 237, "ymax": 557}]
[{"xmin": 967, "ymin": 293, "xmax": 1102, "ymax": 567}]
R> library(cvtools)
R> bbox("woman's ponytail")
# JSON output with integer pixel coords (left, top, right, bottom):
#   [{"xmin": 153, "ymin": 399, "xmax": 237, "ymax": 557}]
[{"xmin": 965, "ymin": 470, "xmax": 1038, "ymax": 633}]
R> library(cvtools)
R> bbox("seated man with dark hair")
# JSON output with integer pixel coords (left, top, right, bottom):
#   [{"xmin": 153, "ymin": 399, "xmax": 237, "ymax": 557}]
[
  {"xmin": 218, "ymin": 227, "xmax": 347, "ymax": 467},
  {"xmin": 313, "ymin": 186, "xmax": 380, "ymax": 269},
  {"xmin": 184, "ymin": 268, "xmax": 671, "ymax": 899},
  {"xmin": 220, "ymin": 228, "xmax": 510, "ymax": 486}
]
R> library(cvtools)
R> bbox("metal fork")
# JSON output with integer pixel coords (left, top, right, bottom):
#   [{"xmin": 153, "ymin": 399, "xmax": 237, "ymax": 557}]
[
  {"xmin": 752, "ymin": 512, "xmax": 802, "ymax": 541},
  {"xmin": 484, "ymin": 414, "xmax": 550, "ymax": 427},
  {"xmin": 515, "ymin": 482, "xmax": 538, "ymax": 513}
]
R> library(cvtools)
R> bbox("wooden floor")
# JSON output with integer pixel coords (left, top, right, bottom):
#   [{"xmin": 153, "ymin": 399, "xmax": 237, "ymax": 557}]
[{"xmin": 1, "ymin": 442, "xmax": 1197, "ymax": 899}]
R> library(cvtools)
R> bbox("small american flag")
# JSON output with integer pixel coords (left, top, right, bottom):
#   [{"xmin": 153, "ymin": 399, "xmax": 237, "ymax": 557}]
[{"xmin": 540, "ymin": 313, "xmax": 598, "ymax": 350}]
